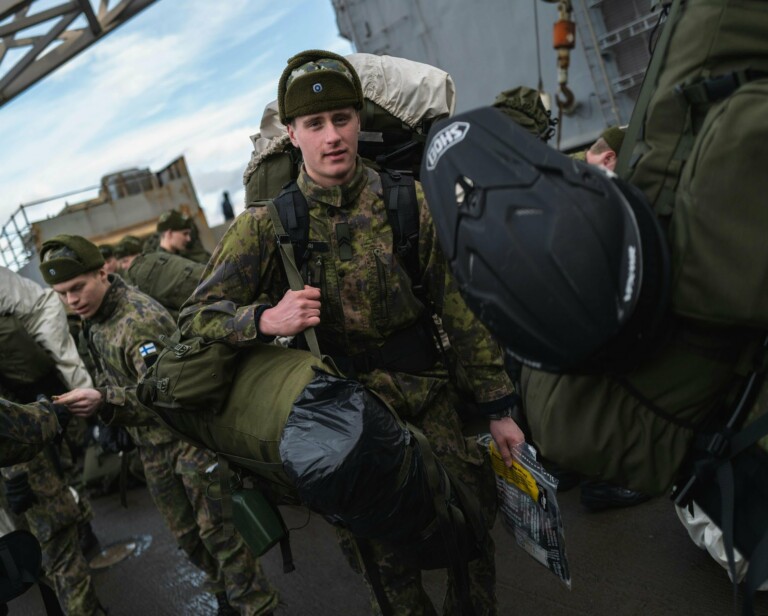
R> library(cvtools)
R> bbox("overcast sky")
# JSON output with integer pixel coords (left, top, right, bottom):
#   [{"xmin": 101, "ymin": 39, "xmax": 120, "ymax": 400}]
[{"xmin": 0, "ymin": 0, "xmax": 353, "ymax": 234}]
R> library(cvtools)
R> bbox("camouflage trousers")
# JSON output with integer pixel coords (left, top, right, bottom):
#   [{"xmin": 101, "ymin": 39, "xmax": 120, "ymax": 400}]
[
  {"xmin": 337, "ymin": 383, "xmax": 499, "ymax": 616},
  {"xmin": 2, "ymin": 449, "xmax": 102, "ymax": 615},
  {"xmin": 140, "ymin": 440, "xmax": 278, "ymax": 615}
]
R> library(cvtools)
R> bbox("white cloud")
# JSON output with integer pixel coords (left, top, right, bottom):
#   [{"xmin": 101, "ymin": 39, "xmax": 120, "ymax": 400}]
[{"xmin": 0, "ymin": 0, "xmax": 354, "ymax": 250}]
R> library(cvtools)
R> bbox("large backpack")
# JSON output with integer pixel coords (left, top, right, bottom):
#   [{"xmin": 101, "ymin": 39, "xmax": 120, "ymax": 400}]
[
  {"xmin": 523, "ymin": 0, "xmax": 768, "ymax": 609},
  {"xmin": 124, "ymin": 252, "xmax": 205, "ymax": 318},
  {"xmin": 618, "ymin": 0, "xmax": 768, "ymax": 329},
  {"xmin": 242, "ymin": 52, "xmax": 456, "ymax": 206}
]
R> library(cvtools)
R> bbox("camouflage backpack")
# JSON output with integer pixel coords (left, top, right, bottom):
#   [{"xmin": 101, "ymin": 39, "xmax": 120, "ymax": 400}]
[{"xmin": 124, "ymin": 252, "xmax": 205, "ymax": 319}]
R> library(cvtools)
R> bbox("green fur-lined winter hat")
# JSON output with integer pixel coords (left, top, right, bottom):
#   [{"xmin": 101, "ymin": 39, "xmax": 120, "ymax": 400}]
[
  {"xmin": 114, "ymin": 235, "xmax": 143, "ymax": 259},
  {"xmin": 39, "ymin": 235, "xmax": 104, "ymax": 284},
  {"xmin": 156, "ymin": 209, "xmax": 193, "ymax": 233},
  {"xmin": 278, "ymin": 49, "xmax": 363, "ymax": 124}
]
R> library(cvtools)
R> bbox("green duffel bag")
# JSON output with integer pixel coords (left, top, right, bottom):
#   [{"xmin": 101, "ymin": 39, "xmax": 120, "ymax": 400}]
[
  {"xmin": 137, "ymin": 338, "xmax": 488, "ymax": 588},
  {"xmin": 521, "ymin": 322, "xmax": 761, "ymax": 496}
]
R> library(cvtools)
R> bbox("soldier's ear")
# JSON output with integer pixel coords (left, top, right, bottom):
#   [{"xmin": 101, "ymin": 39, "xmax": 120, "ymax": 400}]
[{"xmin": 286, "ymin": 121, "xmax": 299, "ymax": 148}]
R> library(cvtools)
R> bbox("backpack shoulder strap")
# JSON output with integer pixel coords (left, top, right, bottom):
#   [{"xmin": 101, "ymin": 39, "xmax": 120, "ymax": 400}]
[
  {"xmin": 379, "ymin": 169, "xmax": 421, "ymax": 287},
  {"xmin": 272, "ymin": 181, "xmax": 310, "ymax": 270}
]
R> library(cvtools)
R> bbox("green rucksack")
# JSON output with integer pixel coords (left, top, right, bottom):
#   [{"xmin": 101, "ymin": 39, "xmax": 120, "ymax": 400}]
[
  {"xmin": 124, "ymin": 252, "xmax": 205, "ymax": 318},
  {"xmin": 525, "ymin": 0, "xmax": 768, "ymax": 608},
  {"xmin": 618, "ymin": 0, "xmax": 768, "ymax": 329}
]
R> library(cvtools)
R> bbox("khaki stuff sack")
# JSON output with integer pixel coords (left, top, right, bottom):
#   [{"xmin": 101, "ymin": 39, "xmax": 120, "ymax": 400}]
[
  {"xmin": 124, "ymin": 252, "xmax": 206, "ymax": 318},
  {"xmin": 242, "ymin": 53, "xmax": 456, "ymax": 205}
]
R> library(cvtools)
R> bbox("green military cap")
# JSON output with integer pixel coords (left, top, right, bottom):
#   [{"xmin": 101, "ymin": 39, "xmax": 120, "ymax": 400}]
[
  {"xmin": 492, "ymin": 86, "xmax": 556, "ymax": 142},
  {"xmin": 600, "ymin": 125, "xmax": 626, "ymax": 154},
  {"xmin": 157, "ymin": 209, "xmax": 193, "ymax": 233},
  {"xmin": 39, "ymin": 235, "xmax": 104, "ymax": 285},
  {"xmin": 114, "ymin": 235, "xmax": 143, "ymax": 259},
  {"xmin": 278, "ymin": 49, "xmax": 363, "ymax": 124}
]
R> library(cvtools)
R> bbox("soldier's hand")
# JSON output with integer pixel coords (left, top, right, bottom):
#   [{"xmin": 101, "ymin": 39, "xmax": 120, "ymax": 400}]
[
  {"xmin": 54, "ymin": 388, "xmax": 104, "ymax": 418},
  {"xmin": 259, "ymin": 286, "xmax": 322, "ymax": 336},
  {"xmin": 489, "ymin": 417, "xmax": 525, "ymax": 468}
]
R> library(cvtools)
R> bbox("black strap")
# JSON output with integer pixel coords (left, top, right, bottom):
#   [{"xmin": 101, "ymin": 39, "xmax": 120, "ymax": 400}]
[
  {"xmin": 380, "ymin": 170, "xmax": 420, "ymax": 286},
  {"xmin": 273, "ymin": 184, "xmax": 311, "ymax": 271},
  {"xmin": 743, "ymin": 530, "xmax": 768, "ymax": 616},
  {"xmin": 119, "ymin": 452, "xmax": 129, "ymax": 509},
  {"xmin": 354, "ymin": 538, "xmax": 393, "ymax": 616},
  {"xmin": 279, "ymin": 534, "xmax": 295, "ymax": 574},
  {"xmin": 37, "ymin": 581, "xmax": 64, "ymax": 616}
]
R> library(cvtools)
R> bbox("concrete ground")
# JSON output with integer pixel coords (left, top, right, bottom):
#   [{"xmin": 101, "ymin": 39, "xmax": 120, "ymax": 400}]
[{"xmin": 7, "ymin": 482, "xmax": 768, "ymax": 615}]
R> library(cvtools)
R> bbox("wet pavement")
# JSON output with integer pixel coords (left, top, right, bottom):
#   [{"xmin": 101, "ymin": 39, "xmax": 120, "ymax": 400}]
[{"xmin": 7, "ymin": 482, "xmax": 768, "ymax": 615}]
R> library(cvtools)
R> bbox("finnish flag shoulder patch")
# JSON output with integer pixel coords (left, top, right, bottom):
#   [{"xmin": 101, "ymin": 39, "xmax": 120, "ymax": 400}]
[{"xmin": 139, "ymin": 342, "xmax": 158, "ymax": 357}]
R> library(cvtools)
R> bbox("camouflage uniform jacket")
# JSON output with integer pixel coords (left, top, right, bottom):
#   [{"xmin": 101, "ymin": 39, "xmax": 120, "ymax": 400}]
[
  {"xmin": 0, "ymin": 398, "xmax": 60, "ymax": 466},
  {"xmin": 181, "ymin": 160, "xmax": 514, "ymax": 416},
  {"xmin": 84, "ymin": 276, "xmax": 175, "ymax": 446}
]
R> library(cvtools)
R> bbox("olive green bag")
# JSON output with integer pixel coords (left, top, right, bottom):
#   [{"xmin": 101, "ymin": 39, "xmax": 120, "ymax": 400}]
[
  {"xmin": 525, "ymin": 0, "xmax": 768, "ymax": 496},
  {"xmin": 124, "ymin": 252, "xmax": 205, "ymax": 318},
  {"xmin": 618, "ymin": 0, "xmax": 768, "ymax": 328},
  {"xmin": 522, "ymin": 323, "xmax": 759, "ymax": 496}
]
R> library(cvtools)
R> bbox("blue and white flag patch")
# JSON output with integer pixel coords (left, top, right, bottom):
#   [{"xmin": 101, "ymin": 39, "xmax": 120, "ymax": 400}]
[{"xmin": 139, "ymin": 342, "xmax": 157, "ymax": 357}]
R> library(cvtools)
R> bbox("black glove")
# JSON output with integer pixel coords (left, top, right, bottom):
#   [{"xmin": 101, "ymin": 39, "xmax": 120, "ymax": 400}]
[
  {"xmin": 96, "ymin": 424, "xmax": 135, "ymax": 454},
  {"xmin": 4, "ymin": 472, "xmax": 37, "ymax": 515}
]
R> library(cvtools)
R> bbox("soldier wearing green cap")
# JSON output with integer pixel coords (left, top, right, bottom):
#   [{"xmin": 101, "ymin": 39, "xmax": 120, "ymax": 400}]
[
  {"xmin": 181, "ymin": 49, "xmax": 524, "ymax": 615},
  {"xmin": 582, "ymin": 125, "xmax": 626, "ymax": 171},
  {"xmin": 156, "ymin": 209, "xmax": 193, "ymax": 254},
  {"xmin": 114, "ymin": 235, "xmax": 144, "ymax": 272},
  {"xmin": 152, "ymin": 209, "xmax": 211, "ymax": 265},
  {"xmin": 40, "ymin": 235, "xmax": 278, "ymax": 615}
]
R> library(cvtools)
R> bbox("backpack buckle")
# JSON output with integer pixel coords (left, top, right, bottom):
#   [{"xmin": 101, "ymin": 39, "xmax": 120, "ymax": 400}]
[
  {"xmin": 276, "ymin": 233, "xmax": 291, "ymax": 246},
  {"xmin": 705, "ymin": 431, "xmax": 729, "ymax": 458}
]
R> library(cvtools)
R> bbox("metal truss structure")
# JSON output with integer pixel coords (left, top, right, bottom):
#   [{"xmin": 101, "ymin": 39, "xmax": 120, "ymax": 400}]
[{"xmin": 0, "ymin": 0, "xmax": 159, "ymax": 107}]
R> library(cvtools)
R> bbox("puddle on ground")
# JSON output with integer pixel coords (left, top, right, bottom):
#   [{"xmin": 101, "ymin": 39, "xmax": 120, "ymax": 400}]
[{"xmin": 89, "ymin": 534, "xmax": 152, "ymax": 570}]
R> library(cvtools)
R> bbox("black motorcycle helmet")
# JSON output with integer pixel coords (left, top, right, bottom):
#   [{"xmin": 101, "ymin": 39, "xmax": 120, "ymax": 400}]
[{"xmin": 420, "ymin": 106, "xmax": 670, "ymax": 372}]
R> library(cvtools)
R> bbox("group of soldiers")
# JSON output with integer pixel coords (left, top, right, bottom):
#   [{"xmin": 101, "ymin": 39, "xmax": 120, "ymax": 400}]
[{"xmin": 2, "ymin": 49, "xmax": 651, "ymax": 616}]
